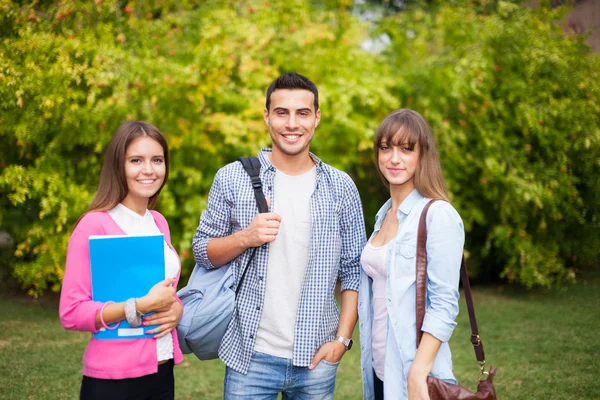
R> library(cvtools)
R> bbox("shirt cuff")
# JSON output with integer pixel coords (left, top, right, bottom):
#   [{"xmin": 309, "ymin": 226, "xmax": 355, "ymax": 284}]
[
  {"xmin": 77, "ymin": 301, "xmax": 105, "ymax": 333},
  {"xmin": 193, "ymin": 237, "xmax": 218, "ymax": 270},
  {"xmin": 421, "ymin": 311, "xmax": 457, "ymax": 343},
  {"xmin": 340, "ymin": 276, "xmax": 360, "ymax": 292}
]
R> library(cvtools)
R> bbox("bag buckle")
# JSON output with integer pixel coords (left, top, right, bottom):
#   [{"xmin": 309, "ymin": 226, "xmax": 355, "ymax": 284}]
[
  {"xmin": 477, "ymin": 360, "xmax": 488, "ymax": 381},
  {"xmin": 251, "ymin": 176, "xmax": 262, "ymax": 190}
]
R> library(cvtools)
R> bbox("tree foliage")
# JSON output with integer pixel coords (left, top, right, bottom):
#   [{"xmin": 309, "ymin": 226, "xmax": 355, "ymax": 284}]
[
  {"xmin": 0, "ymin": 0, "xmax": 392, "ymax": 296},
  {"xmin": 369, "ymin": 0, "xmax": 600, "ymax": 286},
  {"xmin": 0, "ymin": 0, "xmax": 598, "ymax": 296}
]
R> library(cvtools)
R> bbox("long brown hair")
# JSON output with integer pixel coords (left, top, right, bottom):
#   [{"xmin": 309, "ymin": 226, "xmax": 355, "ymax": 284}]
[
  {"xmin": 86, "ymin": 121, "xmax": 169, "ymax": 215},
  {"xmin": 373, "ymin": 109, "xmax": 449, "ymax": 202}
]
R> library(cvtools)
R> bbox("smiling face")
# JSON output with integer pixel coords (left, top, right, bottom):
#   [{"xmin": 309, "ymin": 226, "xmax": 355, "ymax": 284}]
[
  {"xmin": 373, "ymin": 109, "xmax": 449, "ymax": 201},
  {"xmin": 121, "ymin": 136, "xmax": 166, "ymax": 213},
  {"xmin": 378, "ymin": 134, "xmax": 421, "ymax": 190},
  {"xmin": 264, "ymin": 89, "xmax": 320, "ymax": 159}
]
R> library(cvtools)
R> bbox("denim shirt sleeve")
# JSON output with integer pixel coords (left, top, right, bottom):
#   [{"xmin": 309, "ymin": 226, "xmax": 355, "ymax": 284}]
[
  {"xmin": 338, "ymin": 175, "xmax": 367, "ymax": 292},
  {"xmin": 192, "ymin": 169, "xmax": 232, "ymax": 269},
  {"xmin": 421, "ymin": 201, "xmax": 465, "ymax": 343}
]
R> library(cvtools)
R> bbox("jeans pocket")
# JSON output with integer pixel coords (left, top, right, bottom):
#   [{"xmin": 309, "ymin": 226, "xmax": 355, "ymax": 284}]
[{"xmin": 320, "ymin": 359, "xmax": 340, "ymax": 367}]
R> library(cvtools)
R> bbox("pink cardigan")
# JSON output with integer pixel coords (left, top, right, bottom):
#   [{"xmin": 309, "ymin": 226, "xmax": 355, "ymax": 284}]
[{"xmin": 59, "ymin": 210, "xmax": 184, "ymax": 379}]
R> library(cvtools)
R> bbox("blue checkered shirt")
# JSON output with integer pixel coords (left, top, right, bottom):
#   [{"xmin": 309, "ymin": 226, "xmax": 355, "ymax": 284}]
[{"xmin": 192, "ymin": 148, "xmax": 366, "ymax": 374}]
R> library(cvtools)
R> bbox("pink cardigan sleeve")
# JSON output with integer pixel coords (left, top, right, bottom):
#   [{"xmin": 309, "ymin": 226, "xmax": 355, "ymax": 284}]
[{"xmin": 59, "ymin": 221, "xmax": 104, "ymax": 333}]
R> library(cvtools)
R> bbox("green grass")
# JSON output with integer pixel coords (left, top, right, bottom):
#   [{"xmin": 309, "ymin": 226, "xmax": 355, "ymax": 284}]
[{"xmin": 1, "ymin": 270, "xmax": 599, "ymax": 400}]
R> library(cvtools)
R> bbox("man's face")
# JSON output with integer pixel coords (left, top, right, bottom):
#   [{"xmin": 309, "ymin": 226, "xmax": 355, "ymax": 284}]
[{"xmin": 264, "ymin": 89, "xmax": 320, "ymax": 158}]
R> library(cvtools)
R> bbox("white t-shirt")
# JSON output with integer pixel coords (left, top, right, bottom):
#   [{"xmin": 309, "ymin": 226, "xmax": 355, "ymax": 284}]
[
  {"xmin": 107, "ymin": 203, "xmax": 180, "ymax": 362},
  {"xmin": 254, "ymin": 167, "xmax": 316, "ymax": 359}
]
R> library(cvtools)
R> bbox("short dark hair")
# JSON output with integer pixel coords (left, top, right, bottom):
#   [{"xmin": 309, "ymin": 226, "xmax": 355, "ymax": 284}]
[{"xmin": 265, "ymin": 72, "xmax": 319, "ymax": 111}]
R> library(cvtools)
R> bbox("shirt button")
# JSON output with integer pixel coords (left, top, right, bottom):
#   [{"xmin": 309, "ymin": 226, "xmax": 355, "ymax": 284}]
[
  {"xmin": 261, "ymin": 244, "xmax": 267, "ymax": 249},
  {"xmin": 249, "ymin": 334, "xmax": 254, "ymax": 339},
  {"xmin": 268, "ymin": 185, "xmax": 272, "ymax": 190},
  {"xmin": 258, "ymin": 276, "xmax": 263, "ymax": 281},
  {"xmin": 388, "ymin": 299, "xmax": 391, "ymax": 303},
  {"xmin": 360, "ymin": 323, "xmax": 363, "ymax": 328},
  {"xmin": 256, "ymin": 306, "xmax": 261, "ymax": 311}
]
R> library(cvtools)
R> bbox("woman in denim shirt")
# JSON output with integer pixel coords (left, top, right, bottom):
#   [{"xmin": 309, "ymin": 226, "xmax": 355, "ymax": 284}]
[{"xmin": 358, "ymin": 109, "xmax": 465, "ymax": 400}]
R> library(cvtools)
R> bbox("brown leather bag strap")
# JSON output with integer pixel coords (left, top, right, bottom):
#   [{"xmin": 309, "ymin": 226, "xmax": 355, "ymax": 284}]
[
  {"xmin": 415, "ymin": 200, "xmax": 433, "ymax": 348},
  {"xmin": 416, "ymin": 199, "xmax": 486, "ymax": 365}
]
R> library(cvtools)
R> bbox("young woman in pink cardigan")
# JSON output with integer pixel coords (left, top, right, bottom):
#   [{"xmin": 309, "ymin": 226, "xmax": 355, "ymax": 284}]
[{"xmin": 59, "ymin": 121, "xmax": 183, "ymax": 400}]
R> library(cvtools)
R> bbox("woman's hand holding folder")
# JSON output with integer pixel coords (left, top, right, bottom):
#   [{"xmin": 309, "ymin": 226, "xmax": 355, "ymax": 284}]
[
  {"xmin": 143, "ymin": 301, "xmax": 183, "ymax": 338},
  {"xmin": 136, "ymin": 278, "xmax": 177, "ymax": 314}
]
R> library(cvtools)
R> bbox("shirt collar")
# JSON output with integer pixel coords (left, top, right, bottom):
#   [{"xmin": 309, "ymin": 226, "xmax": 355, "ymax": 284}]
[
  {"xmin": 259, "ymin": 148, "xmax": 323, "ymax": 174},
  {"xmin": 398, "ymin": 189, "xmax": 424, "ymax": 217},
  {"xmin": 375, "ymin": 189, "xmax": 424, "ymax": 224},
  {"xmin": 375, "ymin": 199, "xmax": 392, "ymax": 223},
  {"xmin": 113, "ymin": 202, "xmax": 149, "ymax": 220},
  {"xmin": 107, "ymin": 203, "xmax": 154, "ymax": 235}
]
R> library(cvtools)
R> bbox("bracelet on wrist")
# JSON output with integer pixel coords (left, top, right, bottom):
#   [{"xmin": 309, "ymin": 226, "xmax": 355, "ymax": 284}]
[
  {"xmin": 100, "ymin": 301, "xmax": 120, "ymax": 330},
  {"xmin": 124, "ymin": 298, "xmax": 143, "ymax": 327}
]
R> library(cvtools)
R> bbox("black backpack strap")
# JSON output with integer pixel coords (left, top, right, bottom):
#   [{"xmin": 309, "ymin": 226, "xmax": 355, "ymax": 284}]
[
  {"xmin": 238, "ymin": 156, "xmax": 268, "ymax": 213},
  {"xmin": 235, "ymin": 156, "xmax": 269, "ymax": 296}
]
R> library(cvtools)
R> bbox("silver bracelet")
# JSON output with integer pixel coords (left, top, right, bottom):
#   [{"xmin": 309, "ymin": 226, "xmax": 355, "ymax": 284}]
[{"xmin": 124, "ymin": 298, "xmax": 142, "ymax": 327}]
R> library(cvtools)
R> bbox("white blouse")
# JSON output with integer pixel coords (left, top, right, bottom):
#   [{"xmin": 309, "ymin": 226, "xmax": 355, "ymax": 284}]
[{"xmin": 107, "ymin": 203, "xmax": 180, "ymax": 362}]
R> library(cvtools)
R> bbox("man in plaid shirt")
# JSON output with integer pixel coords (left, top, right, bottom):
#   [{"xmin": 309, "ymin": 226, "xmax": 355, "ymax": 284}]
[{"xmin": 193, "ymin": 72, "xmax": 366, "ymax": 399}]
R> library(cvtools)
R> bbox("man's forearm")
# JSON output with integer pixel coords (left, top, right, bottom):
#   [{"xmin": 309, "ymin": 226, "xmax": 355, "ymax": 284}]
[
  {"xmin": 336, "ymin": 289, "xmax": 359, "ymax": 338},
  {"xmin": 206, "ymin": 231, "xmax": 250, "ymax": 267},
  {"xmin": 308, "ymin": 288, "xmax": 358, "ymax": 368}
]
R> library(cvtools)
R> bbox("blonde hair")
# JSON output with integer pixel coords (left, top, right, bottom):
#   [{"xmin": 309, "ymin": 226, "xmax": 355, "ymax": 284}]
[{"xmin": 373, "ymin": 109, "xmax": 449, "ymax": 202}]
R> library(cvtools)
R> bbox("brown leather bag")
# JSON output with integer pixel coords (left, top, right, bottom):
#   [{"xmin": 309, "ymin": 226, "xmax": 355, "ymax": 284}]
[{"xmin": 416, "ymin": 200, "xmax": 498, "ymax": 400}]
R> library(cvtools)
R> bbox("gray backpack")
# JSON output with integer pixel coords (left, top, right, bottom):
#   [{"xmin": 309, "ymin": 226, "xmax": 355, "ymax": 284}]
[{"xmin": 176, "ymin": 156, "xmax": 268, "ymax": 360}]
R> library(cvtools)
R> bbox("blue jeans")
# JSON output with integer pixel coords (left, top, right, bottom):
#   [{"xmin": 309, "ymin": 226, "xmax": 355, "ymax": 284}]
[{"xmin": 224, "ymin": 351, "xmax": 338, "ymax": 400}]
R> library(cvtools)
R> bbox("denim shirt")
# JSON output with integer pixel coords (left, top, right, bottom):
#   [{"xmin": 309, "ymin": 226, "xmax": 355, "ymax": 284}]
[
  {"xmin": 358, "ymin": 190, "xmax": 464, "ymax": 399},
  {"xmin": 193, "ymin": 149, "xmax": 366, "ymax": 374}
]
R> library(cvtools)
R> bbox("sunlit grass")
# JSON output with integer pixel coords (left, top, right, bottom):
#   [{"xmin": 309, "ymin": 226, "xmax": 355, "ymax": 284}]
[{"xmin": 1, "ymin": 269, "xmax": 598, "ymax": 399}]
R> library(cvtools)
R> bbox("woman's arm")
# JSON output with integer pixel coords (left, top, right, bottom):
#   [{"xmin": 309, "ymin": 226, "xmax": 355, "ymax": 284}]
[
  {"xmin": 59, "ymin": 225, "xmax": 104, "ymax": 332},
  {"xmin": 59, "ymin": 218, "xmax": 177, "ymax": 332},
  {"xmin": 408, "ymin": 332, "xmax": 441, "ymax": 400},
  {"xmin": 92, "ymin": 278, "xmax": 176, "ymax": 330},
  {"xmin": 421, "ymin": 202, "xmax": 464, "ymax": 343},
  {"xmin": 407, "ymin": 202, "xmax": 465, "ymax": 399}
]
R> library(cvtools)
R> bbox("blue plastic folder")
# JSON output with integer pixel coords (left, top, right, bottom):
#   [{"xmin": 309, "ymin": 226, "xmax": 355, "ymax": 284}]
[{"xmin": 89, "ymin": 234, "xmax": 165, "ymax": 340}]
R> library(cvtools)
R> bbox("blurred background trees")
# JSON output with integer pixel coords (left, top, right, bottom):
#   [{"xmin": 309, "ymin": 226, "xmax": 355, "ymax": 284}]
[{"xmin": 1, "ymin": 0, "xmax": 598, "ymax": 296}]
